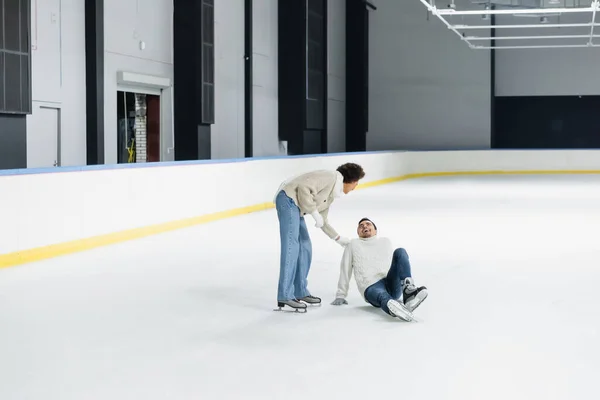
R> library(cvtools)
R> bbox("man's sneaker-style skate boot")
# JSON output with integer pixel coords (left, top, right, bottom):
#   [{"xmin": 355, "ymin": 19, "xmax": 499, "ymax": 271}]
[
  {"xmin": 275, "ymin": 299, "xmax": 308, "ymax": 313},
  {"xmin": 387, "ymin": 299, "xmax": 414, "ymax": 322},
  {"xmin": 298, "ymin": 295, "xmax": 321, "ymax": 307},
  {"xmin": 402, "ymin": 277, "xmax": 428, "ymax": 312}
]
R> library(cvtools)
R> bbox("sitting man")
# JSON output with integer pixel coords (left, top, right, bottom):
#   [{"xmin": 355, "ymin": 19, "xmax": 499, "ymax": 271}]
[{"xmin": 331, "ymin": 218, "xmax": 428, "ymax": 321}]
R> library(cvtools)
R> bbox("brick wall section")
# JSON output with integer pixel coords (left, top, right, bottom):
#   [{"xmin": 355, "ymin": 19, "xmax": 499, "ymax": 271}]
[{"xmin": 135, "ymin": 94, "xmax": 147, "ymax": 163}]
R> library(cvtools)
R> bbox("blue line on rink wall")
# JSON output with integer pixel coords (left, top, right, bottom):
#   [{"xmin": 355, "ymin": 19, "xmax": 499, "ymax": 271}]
[
  {"xmin": 0, "ymin": 147, "xmax": 589, "ymax": 177},
  {"xmin": 0, "ymin": 150, "xmax": 403, "ymax": 177}
]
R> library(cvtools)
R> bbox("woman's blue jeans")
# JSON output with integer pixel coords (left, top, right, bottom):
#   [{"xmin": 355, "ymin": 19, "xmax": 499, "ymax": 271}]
[{"xmin": 275, "ymin": 190, "xmax": 313, "ymax": 301}]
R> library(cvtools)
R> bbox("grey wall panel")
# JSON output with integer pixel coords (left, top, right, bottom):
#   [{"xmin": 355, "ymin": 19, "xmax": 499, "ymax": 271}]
[
  {"xmin": 252, "ymin": 0, "xmax": 279, "ymax": 157},
  {"xmin": 211, "ymin": 0, "xmax": 245, "ymax": 159},
  {"xmin": 105, "ymin": 0, "xmax": 173, "ymax": 65},
  {"xmin": 25, "ymin": 0, "xmax": 87, "ymax": 167},
  {"xmin": 0, "ymin": 115, "xmax": 27, "ymax": 169},
  {"xmin": 85, "ymin": 0, "xmax": 104, "ymax": 165},
  {"xmin": 495, "ymin": 14, "xmax": 600, "ymax": 97},
  {"xmin": 367, "ymin": 0, "xmax": 491, "ymax": 150},
  {"xmin": 327, "ymin": 0, "xmax": 345, "ymax": 153},
  {"xmin": 58, "ymin": 0, "xmax": 87, "ymax": 167}
]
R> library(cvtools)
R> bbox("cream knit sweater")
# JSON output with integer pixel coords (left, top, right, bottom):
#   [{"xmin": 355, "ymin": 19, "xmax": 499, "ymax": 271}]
[
  {"xmin": 335, "ymin": 235, "xmax": 394, "ymax": 300},
  {"xmin": 274, "ymin": 170, "xmax": 343, "ymax": 239}
]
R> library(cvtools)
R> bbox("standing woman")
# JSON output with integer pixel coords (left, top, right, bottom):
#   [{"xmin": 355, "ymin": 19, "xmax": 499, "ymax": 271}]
[{"xmin": 273, "ymin": 163, "xmax": 366, "ymax": 312}]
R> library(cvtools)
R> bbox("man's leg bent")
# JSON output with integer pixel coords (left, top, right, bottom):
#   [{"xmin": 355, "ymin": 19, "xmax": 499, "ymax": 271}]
[
  {"xmin": 385, "ymin": 248, "xmax": 412, "ymax": 299},
  {"xmin": 364, "ymin": 280, "xmax": 414, "ymax": 321},
  {"xmin": 364, "ymin": 280, "xmax": 393, "ymax": 314},
  {"xmin": 385, "ymin": 248, "xmax": 428, "ymax": 311}
]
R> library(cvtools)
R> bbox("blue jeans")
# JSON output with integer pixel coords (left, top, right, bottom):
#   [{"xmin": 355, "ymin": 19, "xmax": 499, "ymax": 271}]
[
  {"xmin": 275, "ymin": 190, "xmax": 313, "ymax": 301},
  {"xmin": 364, "ymin": 248, "xmax": 412, "ymax": 315}
]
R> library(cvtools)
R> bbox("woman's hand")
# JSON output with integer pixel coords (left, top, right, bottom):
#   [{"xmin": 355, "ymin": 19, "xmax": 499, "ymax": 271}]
[{"xmin": 310, "ymin": 211, "xmax": 324, "ymax": 228}]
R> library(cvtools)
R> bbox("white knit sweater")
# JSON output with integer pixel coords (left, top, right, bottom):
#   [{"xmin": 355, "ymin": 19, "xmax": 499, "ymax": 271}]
[{"xmin": 335, "ymin": 235, "xmax": 394, "ymax": 300}]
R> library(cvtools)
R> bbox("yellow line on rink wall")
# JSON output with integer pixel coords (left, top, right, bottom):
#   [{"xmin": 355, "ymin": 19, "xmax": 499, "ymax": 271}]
[
  {"xmin": 1, "ymin": 169, "xmax": 600, "ymax": 269},
  {"xmin": 0, "ymin": 202, "xmax": 275, "ymax": 269}
]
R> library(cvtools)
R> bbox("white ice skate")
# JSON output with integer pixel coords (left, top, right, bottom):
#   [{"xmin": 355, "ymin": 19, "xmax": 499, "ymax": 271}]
[
  {"xmin": 297, "ymin": 295, "xmax": 322, "ymax": 307},
  {"xmin": 274, "ymin": 299, "xmax": 308, "ymax": 313},
  {"xmin": 403, "ymin": 277, "xmax": 428, "ymax": 312},
  {"xmin": 387, "ymin": 299, "xmax": 414, "ymax": 322}
]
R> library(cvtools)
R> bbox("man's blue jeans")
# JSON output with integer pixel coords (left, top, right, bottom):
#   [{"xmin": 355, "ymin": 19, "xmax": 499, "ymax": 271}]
[
  {"xmin": 275, "ymin": 190, "xmax": 312, "ymax": 301},
  {"xmin": 364, "ymin": 248, "xmax": 412, "ymax": 315}
]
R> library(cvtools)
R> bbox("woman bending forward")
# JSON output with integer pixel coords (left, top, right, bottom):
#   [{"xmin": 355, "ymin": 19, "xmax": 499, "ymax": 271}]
[{"xmin": 273, "ymin": 163, "xmax": 365, "ymax": 312}]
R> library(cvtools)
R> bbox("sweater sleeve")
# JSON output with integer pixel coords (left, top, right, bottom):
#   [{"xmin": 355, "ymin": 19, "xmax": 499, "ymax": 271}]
[
  {"xmin": 319, "ymin": 207, "xmax": 339, "ymax": 239},
  {"xmin": 335, "ymin": 244, "xmax": 353, "ymax": 299}
]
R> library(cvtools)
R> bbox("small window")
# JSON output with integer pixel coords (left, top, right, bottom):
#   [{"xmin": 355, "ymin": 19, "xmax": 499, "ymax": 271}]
[
  {"xmin": 0, "ymin": 0, "xmax": 31, "ymax": 113},
  {"xmin": 0, "ymin": 0, "xmax": 31, "ymax": 114},
  {"xmin": 200, "ymin": 0, "xmax": 215, "ymax": 124}
]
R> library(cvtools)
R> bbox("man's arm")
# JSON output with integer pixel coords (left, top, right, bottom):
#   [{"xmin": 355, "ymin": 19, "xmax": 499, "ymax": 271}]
[{"xmin": 332, "ymin": 244, "xmax": 353, "ymax": 304}]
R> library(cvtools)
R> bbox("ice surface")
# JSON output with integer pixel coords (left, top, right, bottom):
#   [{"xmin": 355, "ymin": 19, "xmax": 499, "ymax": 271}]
[{"xmin": 1, "ymin": 175, "xmax": 600, "ymax": 399}]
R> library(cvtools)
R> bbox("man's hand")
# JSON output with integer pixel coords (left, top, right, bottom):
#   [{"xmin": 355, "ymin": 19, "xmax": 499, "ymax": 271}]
[
  {"xmin": 331, "ymin": 298, "xmax": 348, "ymax": 306},
  {"xmin": 335, "ymin": 236, "xmax": 350, "ymax": 247}
]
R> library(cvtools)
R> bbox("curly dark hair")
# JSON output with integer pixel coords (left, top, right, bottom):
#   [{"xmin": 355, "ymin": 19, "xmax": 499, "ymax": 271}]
[{"xmin": 336, "ymin": 163, "xmax": 365, "ymax": 183}]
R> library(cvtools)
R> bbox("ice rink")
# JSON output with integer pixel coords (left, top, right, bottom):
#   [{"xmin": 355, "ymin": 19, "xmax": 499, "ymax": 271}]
[{"xmin": 1, "ymin": 174, "xmax": 600, "ymax": 400}]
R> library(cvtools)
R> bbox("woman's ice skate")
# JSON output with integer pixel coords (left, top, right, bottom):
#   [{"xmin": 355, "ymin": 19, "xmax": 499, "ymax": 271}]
[
  {"xmin": 274, "ymin": 299, "xmax": 308, "ymax": 313},
  {"xmin": 297, "ymin": 295, "xmax": 322, "ymax": 307}
]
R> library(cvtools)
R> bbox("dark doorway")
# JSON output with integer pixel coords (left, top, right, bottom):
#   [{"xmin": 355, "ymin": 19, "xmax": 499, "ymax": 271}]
[
  {"xmin": 117, "ymin": 91, "xmax": 161, "ymax": 163},
  {"xmin": 494, "ymin": 96, "xmax": 600, "ymax": 149},
  {"xmin": 146, "ymin": 95, "xmax": 161, "ymax": 162}
]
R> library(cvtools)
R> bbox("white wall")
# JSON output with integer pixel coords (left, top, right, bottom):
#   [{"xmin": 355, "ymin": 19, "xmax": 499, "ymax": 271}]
[
  {"xmin": 327, "ymin": 0, "xmax": 346, "ymax": 153},
  {"xmin": 252, "ymin": 0, "xmax": 280, "ymax": 157},
  {"xmin": 103, "ymin": 0, "xmax": 174, "ymax": 164},
  {"xmin": 0, "ymin": 152, "xmax": 401, "ymax": 257},
  {"xmin": 26, "ymin": 0, "xmax": 87, "ymax": 168},
  {"xmin": 495, "ymin": 13, "xmax": 600, "ymax": 97},
  {"xmin": 367, "ymin": 0, "xmax": 491, "ymax": 150},
  {"xmin": 4, "ymin": 149, "xmax": 600, "ymax": 261}
]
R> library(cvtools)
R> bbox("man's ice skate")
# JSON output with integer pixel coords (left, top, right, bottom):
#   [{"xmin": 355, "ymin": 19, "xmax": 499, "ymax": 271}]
[
  {"xmin": 387, "ymin": 299, "xmax": 414, "ymax": 322},
  {"xmin": 297, "ymin": 295, "xmax": 321, "ymax": 307},
  {"xmin": 402, "ymin": 277, "xmax": 428, "ymax": 312},
  {"xmin": 274, "ymin": 299, "xmax": 307, "ymax": 313}
]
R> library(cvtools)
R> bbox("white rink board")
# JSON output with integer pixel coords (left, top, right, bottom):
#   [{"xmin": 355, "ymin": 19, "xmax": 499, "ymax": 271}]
[{"xmin": 1, "ymin": 149, "xmax": 600, "ymax": 256}]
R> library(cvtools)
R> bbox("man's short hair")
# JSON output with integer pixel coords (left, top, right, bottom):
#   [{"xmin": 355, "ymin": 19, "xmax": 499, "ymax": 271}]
[{"xmin": 358, "ymin": 217, "xmax": 377, "ymax": 230}]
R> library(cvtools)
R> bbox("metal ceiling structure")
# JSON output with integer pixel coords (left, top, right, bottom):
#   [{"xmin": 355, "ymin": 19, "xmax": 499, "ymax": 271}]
[{"xmin": 417, "ymin": 0, "xmax": 600, "ymax": 49}]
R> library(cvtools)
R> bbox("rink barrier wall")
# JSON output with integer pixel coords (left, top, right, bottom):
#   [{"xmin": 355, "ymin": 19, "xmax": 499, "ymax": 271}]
[{"xmin": 2, "ymin": 149, "xmax": 600, "ymax": 269}]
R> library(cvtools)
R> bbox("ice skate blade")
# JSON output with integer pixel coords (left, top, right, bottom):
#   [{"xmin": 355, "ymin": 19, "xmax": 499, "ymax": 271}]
[
  {"xmin": 273, "ymin": 306, "xmax": 307, "ymax": 313},
  {"xmin": 299, "ymin": 302, "xmax": 321, "ymax": 307}
]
